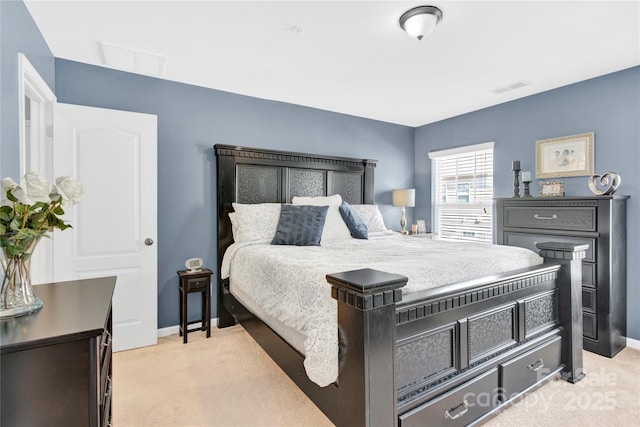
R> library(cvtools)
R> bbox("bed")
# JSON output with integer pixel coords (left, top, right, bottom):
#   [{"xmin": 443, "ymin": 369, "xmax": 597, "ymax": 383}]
[{"xmin": 215, "ymin": 144, "xmax": 586, "ymax": 427}]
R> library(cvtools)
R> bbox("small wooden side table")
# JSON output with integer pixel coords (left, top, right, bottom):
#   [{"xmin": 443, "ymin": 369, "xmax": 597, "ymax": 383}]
[{"xmin": 177, "ymin": 268, "xmax": 212, "ymax": 344}]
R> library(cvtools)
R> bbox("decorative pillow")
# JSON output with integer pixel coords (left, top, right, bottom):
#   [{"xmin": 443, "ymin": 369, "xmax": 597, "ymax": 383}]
[
  {"xmin": 351, "ymin": 204, "xmax": 388, "ymax": 233},
  {"xmin": 292, "ymin": 195, "xmax": 352, "ymax": 243},
  {"xmin": 230, "ymin": 203, "xmax": 282, "ymax": 243},
  {"xmin": 271, "ymin": 205, "xmax": 329, "ymax": 246},
  {"xmin": 339, "ymin": 201, "xmax": 368, "ymax": 239}
]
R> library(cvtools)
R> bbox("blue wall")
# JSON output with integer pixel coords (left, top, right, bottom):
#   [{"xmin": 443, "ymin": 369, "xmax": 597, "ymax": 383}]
[
  {"xmin": 5, "ymin": 0, "xmax": 639, "ymax": 340},
  {"xmin": 0, "ymin": 0, "xmax": 55, "ymax": 179},
  {"xmin": 415, "ymin": 66, "xmax": 640, "ymax": 340},
  {"xmin": 54, "ymin": 59, "xmax": 415, "ymax": 328}
]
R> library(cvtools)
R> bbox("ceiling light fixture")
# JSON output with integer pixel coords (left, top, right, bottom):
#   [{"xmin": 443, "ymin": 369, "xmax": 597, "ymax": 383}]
[{"xmin": 399, "ymin": 5, "xmax": 443, "ymax": 41}]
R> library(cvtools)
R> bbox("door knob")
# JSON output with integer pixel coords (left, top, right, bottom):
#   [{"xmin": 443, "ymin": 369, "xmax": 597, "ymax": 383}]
[{"xmin": 144, "ymin": 238, "xmax": 154, "ymax": 246}]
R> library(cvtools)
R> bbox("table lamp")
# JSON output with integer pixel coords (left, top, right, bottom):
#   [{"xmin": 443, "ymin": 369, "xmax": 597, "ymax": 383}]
[{"xmin": 392, "ymin": 189, "xmax": 415, "ymax": 235}]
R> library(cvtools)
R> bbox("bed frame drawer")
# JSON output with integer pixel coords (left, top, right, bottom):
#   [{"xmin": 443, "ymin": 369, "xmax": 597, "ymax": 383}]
[
  {"xmin": 503, "ymin": 206, "xmax": 596, "ymax": 231},
  {"xmin": 399, "ymin": 368, "xmax": 498, "ymax": 427},
  {"xmin": 499, "ymin": 336, "xmax": 561, "ymax": 399}
]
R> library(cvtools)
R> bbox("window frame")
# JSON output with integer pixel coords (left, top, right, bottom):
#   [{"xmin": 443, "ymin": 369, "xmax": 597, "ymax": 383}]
[{"xmin": 428, "ymin": 142, "xmax": 495, "ymax": 243}]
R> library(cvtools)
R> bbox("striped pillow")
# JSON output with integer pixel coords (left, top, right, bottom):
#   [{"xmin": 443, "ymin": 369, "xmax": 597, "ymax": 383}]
[{"xmin": 271, "ymin": 205, "xmax": 329, "ymax": 246}]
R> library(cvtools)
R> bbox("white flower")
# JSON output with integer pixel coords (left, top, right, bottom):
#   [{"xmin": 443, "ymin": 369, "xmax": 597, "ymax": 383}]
[
  {"xmin": 21, "ymin": 172, "xmax": 52, "ymax": 204},
  {"xmin": 54, "ymin": 176, "xmax": 85, "ymax": 205},
  {"xmin": 1, "ymin": 177, "xmax": 18, "ymax": 199},
  {"xmin": 2, "ymin": 176, "xmax": 36, "ymax": 206},
  {"xmin": 0, "ymin": 178, "xmax": 18, "ymax": 207},
  {"xmin": 0, "ymin": 171, "xmax": 83, "ymax": 238},
  {"xmin": 8, "ymin": 186, "xmax": 34, "ymax": 205}
]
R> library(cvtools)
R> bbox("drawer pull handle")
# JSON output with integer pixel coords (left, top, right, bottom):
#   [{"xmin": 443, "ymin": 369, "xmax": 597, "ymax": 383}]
[
  {"xmin": 527, "ymin": 359, "xmax": 545, "ymax": 372},
  {"xmin": 534, "ymin": 214, "xmax": 558, "ymax": 220},
  {"xmin": 103, "ymin": 330, "xmax": 112, "ymax": 348},
  {"xmin": 444, "ymin": 399, "xmax": 469, "ymax": 420},
  {"xmin": 104, "ymin": 377, "xmax": 111, "ymax": 399}
]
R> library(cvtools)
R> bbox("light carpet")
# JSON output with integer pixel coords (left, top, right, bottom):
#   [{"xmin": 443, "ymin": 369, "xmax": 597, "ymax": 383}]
[{"xmin": 113, "ymin": 326, "xmax": 640, "ymax": 426}]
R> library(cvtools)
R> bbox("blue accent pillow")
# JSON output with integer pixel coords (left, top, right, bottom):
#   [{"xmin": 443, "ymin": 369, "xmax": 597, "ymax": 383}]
[
  {"xmin": 339, "ymin": 201, "xmax": 368, "ymax": 239},
  {"xmin": 271, "ymin": 205, "xmax": 329, "ymax": 246}
]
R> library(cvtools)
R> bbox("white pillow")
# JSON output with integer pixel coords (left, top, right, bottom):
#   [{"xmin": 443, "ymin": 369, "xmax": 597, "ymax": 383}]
[
  {"xmin": 291, "ymin": 195, "xmax": 352, "ymax": 243},
  {"xmin": 230, "ymin": 203, "xmax": 281, "ymax": 243},
  {"xmin": 351, "ymin": 204, "xmax": 388, "ymax": 233}
]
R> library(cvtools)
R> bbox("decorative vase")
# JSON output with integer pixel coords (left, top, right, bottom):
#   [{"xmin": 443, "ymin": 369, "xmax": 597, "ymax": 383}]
[{"xmin": 0, "ymin": 233, "xmax": 44, "ymax": 318}]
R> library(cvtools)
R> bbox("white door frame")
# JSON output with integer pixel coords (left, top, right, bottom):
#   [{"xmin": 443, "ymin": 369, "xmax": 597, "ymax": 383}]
[
  {"xmin": 19, "ymin": 53, "xmax": 56, "ymax": 177},
  {"xmin": 18, "ymin": 53, "xmax": 56, "ymax": 285}
]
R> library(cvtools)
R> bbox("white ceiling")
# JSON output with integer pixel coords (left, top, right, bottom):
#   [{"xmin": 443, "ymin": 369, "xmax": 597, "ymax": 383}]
[{"xmin": 25, "ymin": 0, "xmax": 640, "ymax": 127}]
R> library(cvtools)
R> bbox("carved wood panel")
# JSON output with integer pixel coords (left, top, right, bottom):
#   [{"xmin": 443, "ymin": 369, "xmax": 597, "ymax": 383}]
[
  {"xmin": 468, "ymin": 305, "xmax": 516, "ymax": 362},
  {"xmin": 525, "ymin": 290, "xmax": 558, "ymax": 338},
  {"xmin": 329, "ymin": 171, "xmax": 363, "ymax": 204},
  {"xmin": 396, "ymin": 325, "xmax": 455, "ymax": 396},
  {"xmin": 289, "ymin": 168, "xmax": 326, "ymax": 200},
  {"xmin": 236, "ymin": 165, "xmax": 281, "ymax": 203}
]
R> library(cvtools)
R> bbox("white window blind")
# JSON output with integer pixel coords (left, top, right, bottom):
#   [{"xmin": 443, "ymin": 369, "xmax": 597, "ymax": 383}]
[{"xmin": 429, "ymin": 142, "xmax": 494, "ymax": 243}]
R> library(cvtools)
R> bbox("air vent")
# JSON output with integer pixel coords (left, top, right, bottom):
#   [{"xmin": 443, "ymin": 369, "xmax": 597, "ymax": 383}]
[
  {"xmin": 99, "ymin": 41, "xmax": 166, "ymax": 77},
  {"xmin": 491, "ymin": 81, "xmax": 531, "ymax": 94}
]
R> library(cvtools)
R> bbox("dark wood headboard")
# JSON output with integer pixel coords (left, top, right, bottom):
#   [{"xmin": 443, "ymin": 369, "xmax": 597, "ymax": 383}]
[{"xmin": 214, "ymin": 144, "xmax": 377, "ymax": 283}]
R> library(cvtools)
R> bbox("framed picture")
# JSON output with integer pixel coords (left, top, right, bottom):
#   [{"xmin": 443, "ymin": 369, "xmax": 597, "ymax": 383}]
[
  {"xmin": 416, "ymin": 219, "xmax": 426, "ymax": 234},
  {"xmin": 535, "ymin": 132, "xmax": 594, "ymax": 179},
  {"xmin": 539, "ymin": 181, "xmax": 565, "ymax": 197}
]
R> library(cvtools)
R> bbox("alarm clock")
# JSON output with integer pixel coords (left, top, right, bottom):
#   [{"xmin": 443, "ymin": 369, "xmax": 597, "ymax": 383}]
[{"xmin": 184, "ymin": 257, "xmax": 203, "ymax": 272}]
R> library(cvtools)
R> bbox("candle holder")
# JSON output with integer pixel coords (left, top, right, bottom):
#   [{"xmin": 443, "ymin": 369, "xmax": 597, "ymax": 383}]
[
  {"xmin": 512, "ymin": 161, "xmax": 521, "ymax": 198},
  {"xmin": 520, "ymin": 170, "xmax": 532, "ymax": 198},
  {"xmin": 522, "ymin": 180, "xmax": 532, "ymax": 197}
]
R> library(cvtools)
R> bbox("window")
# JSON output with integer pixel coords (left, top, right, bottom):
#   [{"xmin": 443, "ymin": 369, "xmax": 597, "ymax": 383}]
[{"xmin": 429, "ymin": 142, "xmax": 494, "ymax": 243}]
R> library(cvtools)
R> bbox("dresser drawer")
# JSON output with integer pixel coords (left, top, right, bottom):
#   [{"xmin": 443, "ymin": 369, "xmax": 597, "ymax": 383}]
[
  {"xmin": 503, "ymin": 232, "xmax": 595, "ymax": 262},
  {"xmin": 583, "ymin": 312, "xmax": 597, "ymax": 339},
  {"xmin": 503, "ymin": 206, "xmax": 596, "ymax": 232},
  {"xmin": 186, "ymin": 276, "xmax": 210, "ymax": 292},
  {"xmin": 582, "ymin": 287, "xmax": 596, "ymax": 312},
  {"xmin": 499, "ymin": 336, "xmax": 561, "ymax": 399},
  {"xmin": 399, "ymin": 368, "xmax": 498, "ymax": 427},
  {"xmin": 582, "ymin": 263, "xmax": 595, "ymax": 287}
]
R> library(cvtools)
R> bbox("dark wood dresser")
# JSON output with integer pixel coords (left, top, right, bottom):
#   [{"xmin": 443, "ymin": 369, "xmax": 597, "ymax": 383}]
[
  {"xmin": 496, "ymin": 196, "xmax": 628, "ymax": 357},
  {"xmin": 0, "ymin": 276, "xmax": 116, "ymax": 426}
]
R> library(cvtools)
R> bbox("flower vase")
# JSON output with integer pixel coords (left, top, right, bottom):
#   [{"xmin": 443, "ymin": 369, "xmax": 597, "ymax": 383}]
[{"xmin": 0, "ymin": 234, "xmax": 44, "ymax": 318}]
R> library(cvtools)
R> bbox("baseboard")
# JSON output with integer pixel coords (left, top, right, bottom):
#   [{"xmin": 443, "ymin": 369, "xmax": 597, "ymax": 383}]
[
  {"xmin": 157, "ymin": 318, "xmax": 218, "ymax": 338},
  {"xmin": 627, "ymin": 337, "xmax": 640, "ymax": 350}
]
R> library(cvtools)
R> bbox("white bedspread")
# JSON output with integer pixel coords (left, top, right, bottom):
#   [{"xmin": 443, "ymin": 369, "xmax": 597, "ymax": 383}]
[{"xmin": 221, "ymin": 234, "xmax": 542, "ymax": 387}]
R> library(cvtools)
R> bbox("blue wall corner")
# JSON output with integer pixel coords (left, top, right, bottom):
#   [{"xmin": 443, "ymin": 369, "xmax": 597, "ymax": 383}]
[{"xmin": 0, "ymin": 0, "xmax": 55, "ymax": 179}]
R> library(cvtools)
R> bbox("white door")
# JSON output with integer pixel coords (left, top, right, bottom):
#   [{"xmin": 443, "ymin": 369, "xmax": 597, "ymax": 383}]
[{"xmin": 53, "ymin": 103, "xmax": 157, "ymax": 352}]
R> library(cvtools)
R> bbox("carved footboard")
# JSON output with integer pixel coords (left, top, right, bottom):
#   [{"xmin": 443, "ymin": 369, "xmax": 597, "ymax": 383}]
[{"xmin": 326, "ymin": 242, "xmax": 586, "ymax": 427}]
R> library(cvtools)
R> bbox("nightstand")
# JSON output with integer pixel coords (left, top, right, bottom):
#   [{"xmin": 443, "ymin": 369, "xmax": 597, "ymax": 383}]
[
  {"xmin": 177, "ymin": 268, "xmax": 213, "ymax": 343},
  {"xmin": 411, "ymin": 233, "xmax": 434, "ymax": 239}
]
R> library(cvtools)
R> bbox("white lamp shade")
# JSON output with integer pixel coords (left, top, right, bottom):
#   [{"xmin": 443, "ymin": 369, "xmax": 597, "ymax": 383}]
[{"xmin": 392, "ymin": 189, "xmax": 415, "ymax": 207}]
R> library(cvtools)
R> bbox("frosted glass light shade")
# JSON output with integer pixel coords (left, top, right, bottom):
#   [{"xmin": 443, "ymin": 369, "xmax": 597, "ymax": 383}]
[
  {"xmin": 392, "ymin": 189, "xmax": 415, "ymax": 207},
  {"xmin": 399, "ymin": 6, "xmax": 443, "ymax": 41}
]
